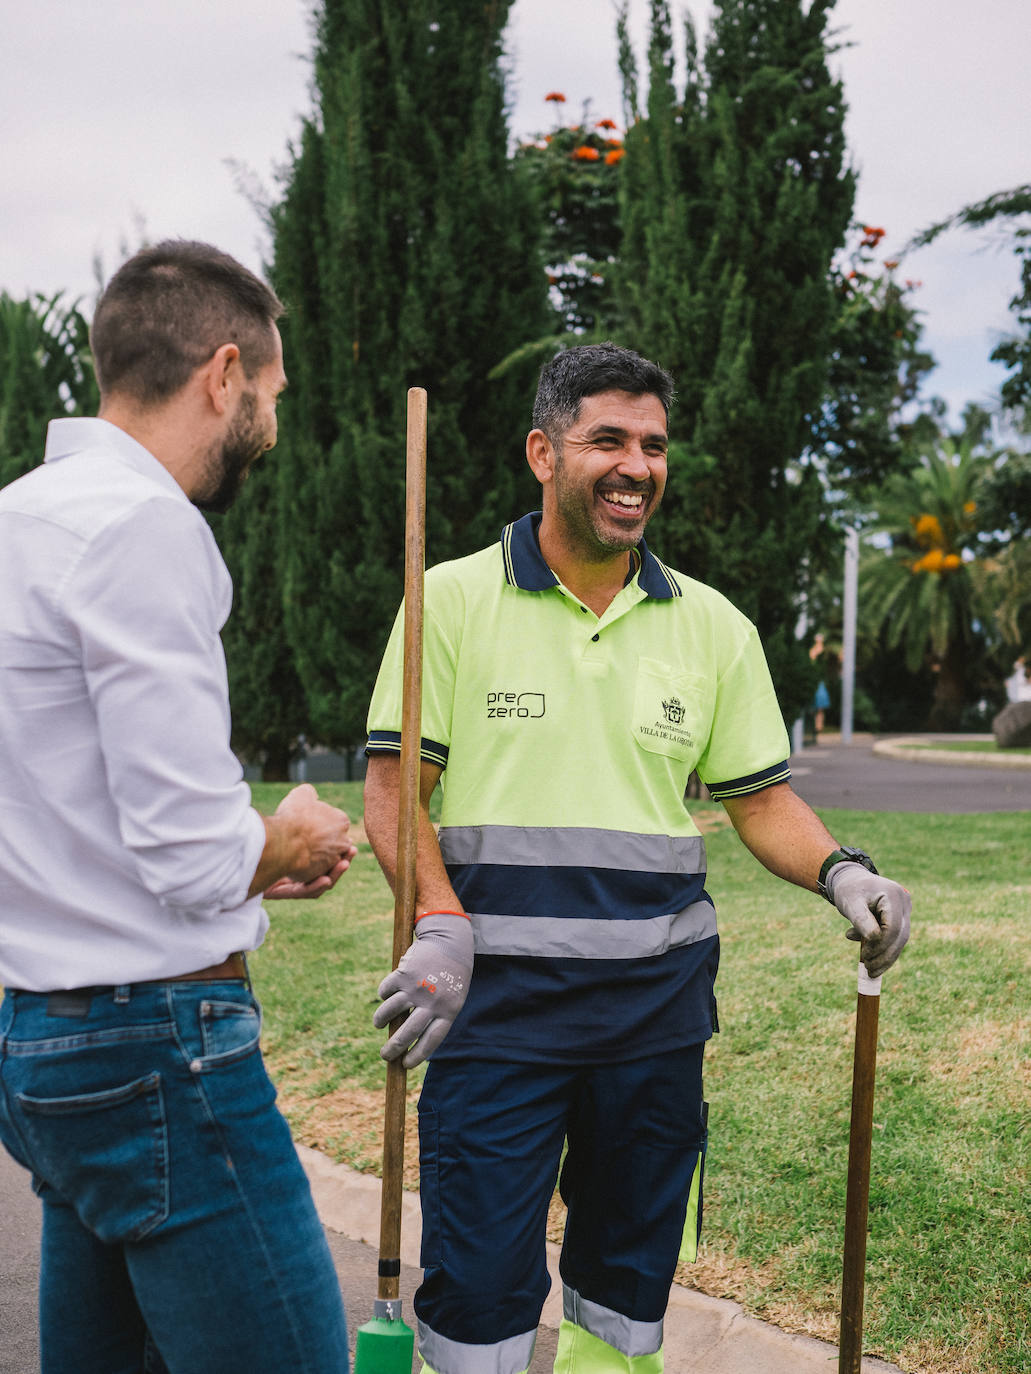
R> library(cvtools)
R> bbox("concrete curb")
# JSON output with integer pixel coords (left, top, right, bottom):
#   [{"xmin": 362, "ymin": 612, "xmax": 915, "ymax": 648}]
[
  {"xmin": 872, "ymin": 736, "xmax": 1031, "ymax": 769},
  {"xmin": 298, "ymin": 1146, "xmax": 905, "ymax": 1374}
]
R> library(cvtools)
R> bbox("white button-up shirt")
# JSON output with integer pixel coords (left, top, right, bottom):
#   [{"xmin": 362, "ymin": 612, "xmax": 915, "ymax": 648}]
[{"xmin": 0, "ymin": 418, "xmax": 268, "ymax": 990}]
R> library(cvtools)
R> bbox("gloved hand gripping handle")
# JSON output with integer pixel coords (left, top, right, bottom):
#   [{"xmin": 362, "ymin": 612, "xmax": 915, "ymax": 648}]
[{"xmin": 374, "ymin": 909, "xmax": 475, "ymax": 1068}]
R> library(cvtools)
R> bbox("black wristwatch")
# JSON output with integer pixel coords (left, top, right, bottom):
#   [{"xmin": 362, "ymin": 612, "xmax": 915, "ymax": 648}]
[{"xmin": 817, "ymin": 846, "xmax": 877, "ymax": 902}]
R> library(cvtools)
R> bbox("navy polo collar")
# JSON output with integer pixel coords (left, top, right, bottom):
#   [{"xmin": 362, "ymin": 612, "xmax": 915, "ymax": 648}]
[{"xmin": 500, "ymin": 512, "xmax": 681, "ymax": 599}]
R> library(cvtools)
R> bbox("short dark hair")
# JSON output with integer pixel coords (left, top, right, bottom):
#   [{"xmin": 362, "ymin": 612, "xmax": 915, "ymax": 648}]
[
  {"xmin": 531, "ymin": 342, "xmax": 675, "ymax": 444},
  {"xmin": 90, "ymin": 239, "xmax": 284, "ymax": 406}
]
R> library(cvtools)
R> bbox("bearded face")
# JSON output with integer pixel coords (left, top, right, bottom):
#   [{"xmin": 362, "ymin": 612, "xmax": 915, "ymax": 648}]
[
  {"xmin": 546, "ymin": 391, "xmax": 668, "ymax": 562},
  {"xmin": 193, "ymin": 390, "xmax": 271, "ymax": 514}
]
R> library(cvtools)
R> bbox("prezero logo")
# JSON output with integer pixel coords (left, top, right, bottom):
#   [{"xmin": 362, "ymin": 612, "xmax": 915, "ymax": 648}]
[{"xmin": 487, "ymin": 691, "xmax": 546, "ymax": 719}]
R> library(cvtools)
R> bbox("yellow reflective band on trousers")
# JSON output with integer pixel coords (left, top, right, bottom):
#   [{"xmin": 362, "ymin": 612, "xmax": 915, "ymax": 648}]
[
  {"xmin": 554, "ymin": 1319, "xmax": 664, "ymax": 1373},
  {"xmin": 678, "ymin": 1146, "xmax": 705, "ymax": 1265}
]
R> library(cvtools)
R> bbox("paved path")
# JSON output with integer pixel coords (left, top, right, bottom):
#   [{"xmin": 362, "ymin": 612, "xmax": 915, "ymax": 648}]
[
  {"xmin": 788, "ymin": 733, "xmax": 1031, "ymax": 812},
  {"xmin": 4, "ymin": 738, "xmax": 1025, "ymax": 1373}
]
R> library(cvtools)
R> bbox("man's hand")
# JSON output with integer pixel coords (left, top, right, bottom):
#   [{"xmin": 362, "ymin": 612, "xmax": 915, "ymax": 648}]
[
  {"xmin": 373, "ymin": 912, "xmax": 474, "ymax": 1068},
  {"xmin": 826, "ymin": 863, "xmax": 911, "ymax": 977},
  {"xmin": 264, "ymin": 855, "xmax": 354, "ymax": 901},
  {"xmin": 249, "ymin": 783, "xmax": 357, "ymax": 899}
]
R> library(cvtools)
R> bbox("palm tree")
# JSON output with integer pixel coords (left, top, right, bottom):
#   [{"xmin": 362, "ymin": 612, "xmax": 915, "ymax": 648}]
[
  {"xmin": 0, "ymin": 292, "xmax": 97, "ymax": 487},
  {"xmin": 860, "ymin": 439, "xmax": 996, "ymax": 729}
]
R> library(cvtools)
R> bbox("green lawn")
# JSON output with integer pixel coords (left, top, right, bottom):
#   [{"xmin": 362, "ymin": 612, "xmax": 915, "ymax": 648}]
[
  {"xmin": 250, "ymin": 783, "xmax": 1030, "ymax": 1374},
  {"xmin": 906, "ymin": 739, "xmax": 1031, "ymax": 756}
]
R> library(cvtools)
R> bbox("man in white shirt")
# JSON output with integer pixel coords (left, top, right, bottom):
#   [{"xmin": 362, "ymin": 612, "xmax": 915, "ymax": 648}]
[{"xmin": 0, "ymin": 241, "xmax": 354, "ymax": 1373}]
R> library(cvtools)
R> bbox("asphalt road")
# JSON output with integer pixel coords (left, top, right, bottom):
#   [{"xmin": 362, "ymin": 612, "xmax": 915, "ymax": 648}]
[{"xmin": 787, "ymin": 735, "xmax": 1031, "ymax": 812}]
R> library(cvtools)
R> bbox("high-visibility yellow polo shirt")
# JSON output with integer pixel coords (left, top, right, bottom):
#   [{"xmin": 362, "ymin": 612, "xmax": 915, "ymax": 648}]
[{"xmin": 367, "ymin": 513, "xmax": 790, "ymax": 1063}]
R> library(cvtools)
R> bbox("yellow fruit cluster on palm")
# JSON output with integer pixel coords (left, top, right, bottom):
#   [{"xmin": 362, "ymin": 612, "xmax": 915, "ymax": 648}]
[{"xmin": 908, "ymin": 509, "xmax": 969, "ymax": 574}]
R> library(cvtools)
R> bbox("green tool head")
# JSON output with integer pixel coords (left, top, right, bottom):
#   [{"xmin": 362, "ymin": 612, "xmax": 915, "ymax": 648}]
[{"xmin": 353, "ymin": 1301, "xmax": 415, "ymax": 1374}]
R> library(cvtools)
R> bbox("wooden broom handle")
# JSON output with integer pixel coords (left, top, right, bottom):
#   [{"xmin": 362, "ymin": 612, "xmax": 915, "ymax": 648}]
[
  {"xmin": 839, "ymin": 961, "xmax": 881, "ymax": 1373},
  {"xmin": 378, "ymin": 387, "xmax": 427, "ymax": 1304}
]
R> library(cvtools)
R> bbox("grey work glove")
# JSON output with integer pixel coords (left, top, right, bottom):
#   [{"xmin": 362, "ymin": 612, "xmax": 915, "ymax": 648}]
[
  {"xmin": 373, "ymin": 912, "xmax": 475, "ymax": 1068},
  {"xmin": 826, "ymin": 863, "xmax": 911, "ymax": 977}
]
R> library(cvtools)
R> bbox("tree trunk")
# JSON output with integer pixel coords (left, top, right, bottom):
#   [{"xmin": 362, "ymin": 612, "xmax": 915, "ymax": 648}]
[
  {"xmin": 927, "ymin": 644, "xmax": 966, "ymax": 731},
  {"xmin": 261, "ymin": 744, "xmax": 293, "ymax": 783}
]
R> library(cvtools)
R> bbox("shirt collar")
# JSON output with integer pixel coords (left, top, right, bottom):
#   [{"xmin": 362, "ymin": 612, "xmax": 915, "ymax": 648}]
[
  {"xmin": 500, "ymin": 512, "xmax": 681, "ymax": 599},
  {"xmin": 44, "ymin": 418, "xmax": 189, "ymax": 503}
]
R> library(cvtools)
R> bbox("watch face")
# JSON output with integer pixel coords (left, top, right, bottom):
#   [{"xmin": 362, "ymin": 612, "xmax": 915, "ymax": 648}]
[{"xmin": 841, "ymin": 847, "xmax": 876, "ymax": 873}]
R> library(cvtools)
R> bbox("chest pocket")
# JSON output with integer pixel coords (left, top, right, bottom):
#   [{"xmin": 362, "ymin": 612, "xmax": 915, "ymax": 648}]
[{"xmin": 631, "ymin": 657, "xmax": 714, "ymax": 766}]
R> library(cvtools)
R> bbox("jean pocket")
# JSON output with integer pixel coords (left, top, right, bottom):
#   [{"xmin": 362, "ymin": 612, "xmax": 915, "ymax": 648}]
[
  {"xmin": 197, "ymin": 999, "xmax": 261, "ymax": 1068},
  {"xmin": 16, "ymin": 1073, "xmax": 169, "ymax": 1243}
]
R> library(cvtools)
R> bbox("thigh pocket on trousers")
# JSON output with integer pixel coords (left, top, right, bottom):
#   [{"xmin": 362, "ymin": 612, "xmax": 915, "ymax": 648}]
[
  {"xmin": 16, "ymin": 1073, "xmax": 169, "ymax": 1243},
  {"xmin": 418, "ymin": 1104, "xmax": 442, "ymax": 1268},
  {"xmin": 197, "ymin": 999, "xmax": 261, "ymax": 1067}
]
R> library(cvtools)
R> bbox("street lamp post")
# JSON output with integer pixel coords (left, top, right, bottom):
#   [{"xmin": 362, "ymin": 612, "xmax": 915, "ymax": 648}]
[{"xmin": 841, "ymin": 527, "xmax": 858, "ymax": 744}]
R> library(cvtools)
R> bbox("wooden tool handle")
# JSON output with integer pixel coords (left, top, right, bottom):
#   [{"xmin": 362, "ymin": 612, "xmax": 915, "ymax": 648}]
[
  {"xmin": 378, "ymin": 386, "xmax": 427, "ymax": 1303},
  {"xmin": 839, "ymin": 961, "xmax": 881, "ymax": 1373}
]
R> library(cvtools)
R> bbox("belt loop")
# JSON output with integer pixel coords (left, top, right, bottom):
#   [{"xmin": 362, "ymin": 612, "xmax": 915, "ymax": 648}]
[
  {"xmin": 113, "ymin": 985, "xmax": 131, "ymax": 1004},
  {"xmin": 242, "ymin": 953, "xmax": 253, "ymax": 994}
]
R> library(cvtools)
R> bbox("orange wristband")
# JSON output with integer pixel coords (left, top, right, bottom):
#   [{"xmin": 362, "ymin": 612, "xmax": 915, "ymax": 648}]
[{"xmin": 415, "ymin": 909, "xmax": 469, "ymax": 922}]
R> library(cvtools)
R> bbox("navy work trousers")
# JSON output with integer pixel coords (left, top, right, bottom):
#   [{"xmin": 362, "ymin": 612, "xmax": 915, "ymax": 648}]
[{"xmin": 415, "ymin": 1045, "xmax": 706, "ymax": 1350}]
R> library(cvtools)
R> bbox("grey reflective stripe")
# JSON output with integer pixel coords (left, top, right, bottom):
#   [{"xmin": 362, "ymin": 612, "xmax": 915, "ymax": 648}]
[
  {"xmin": 563, "ymin": 1284, "xmax": 663, "ymax": 1358},
  {"xmin": 470, "ymin": 900, "xmax": 716, "ymax": 960},
  {"xmin": 439, "ymin": 825, "xmax": 705, "ymax": 874},
  {"xmin": 417, "ymin": 1319, "xmax": 535, "ymax": 1374}
]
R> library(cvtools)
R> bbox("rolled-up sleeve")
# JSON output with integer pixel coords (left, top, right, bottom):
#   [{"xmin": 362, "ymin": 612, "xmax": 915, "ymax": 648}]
[{"xmin": 64, "ymin": 496, "xmax": 263, "ymax": 917}]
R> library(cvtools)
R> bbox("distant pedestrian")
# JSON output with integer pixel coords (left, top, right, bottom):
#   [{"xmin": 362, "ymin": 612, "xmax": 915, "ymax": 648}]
[
  {"xmin": 0, "ymin": 241, "xmax": 354, "ymax": 1373},
  {"xmin": 809, "ymin": 632, "xmax": 832, "ymax": 736},
  {"xmin": 1004, "ymin": 656, "xmax": 1031, "ymax": 703}
]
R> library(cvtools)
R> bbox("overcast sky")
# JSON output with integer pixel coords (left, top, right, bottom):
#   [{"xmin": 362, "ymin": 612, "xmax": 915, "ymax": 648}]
[{"xmin": 2, "ymin": 0, "xmax": 1028, "ymax": 426}]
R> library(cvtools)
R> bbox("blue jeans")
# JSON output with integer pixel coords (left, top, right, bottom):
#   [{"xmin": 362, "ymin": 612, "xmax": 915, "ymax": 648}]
[{"xmin": 0, "ymin": 982, "xmax": 349, "ymax": 1374}]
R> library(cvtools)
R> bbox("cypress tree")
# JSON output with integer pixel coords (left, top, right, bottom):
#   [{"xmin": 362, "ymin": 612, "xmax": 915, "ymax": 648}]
[
  {"xmin": 214, "ymin": 459, "xmax": 310, "ymax": 782},
  {"xmin": 617, "ymin": 0, "xmax": 855, "ymax": 718},
  {"xmin": 269, "ymin": 0, "xmax": 550, "ymax": 747}
]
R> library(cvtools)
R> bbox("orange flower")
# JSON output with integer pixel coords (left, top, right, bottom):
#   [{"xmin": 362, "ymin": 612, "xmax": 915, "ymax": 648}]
[
  {"xmin": 595, "ymin": 118, "xmax": 618, "ymax": 130},
  {"xmin": 861, "ymin": 225, "xmax": 886, "ymax": 240},
  {"xmin": 605, "ymin": 148, "xmax": 625, "ymax": 165},
  {"xmin": 883, "ymin": 259, "xmax": 899, "ymax": 269},
  {"xmin": 963, "ymin": 500, "xmax": 977, "ymax": 516},
  {"xmin": 545, "ymin": 91, "xmax": 566, "ymax": 103},
  {"xmin": 573, "ymin": 145, "xmax": 600, "ymax": 161},
  {"xmin": 942, "ymin": 553, "xmax": 962, "ymax": 571},
  {"xmin": 605, "ymin": 138, "xmax": 623, "ymax": 148}
]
